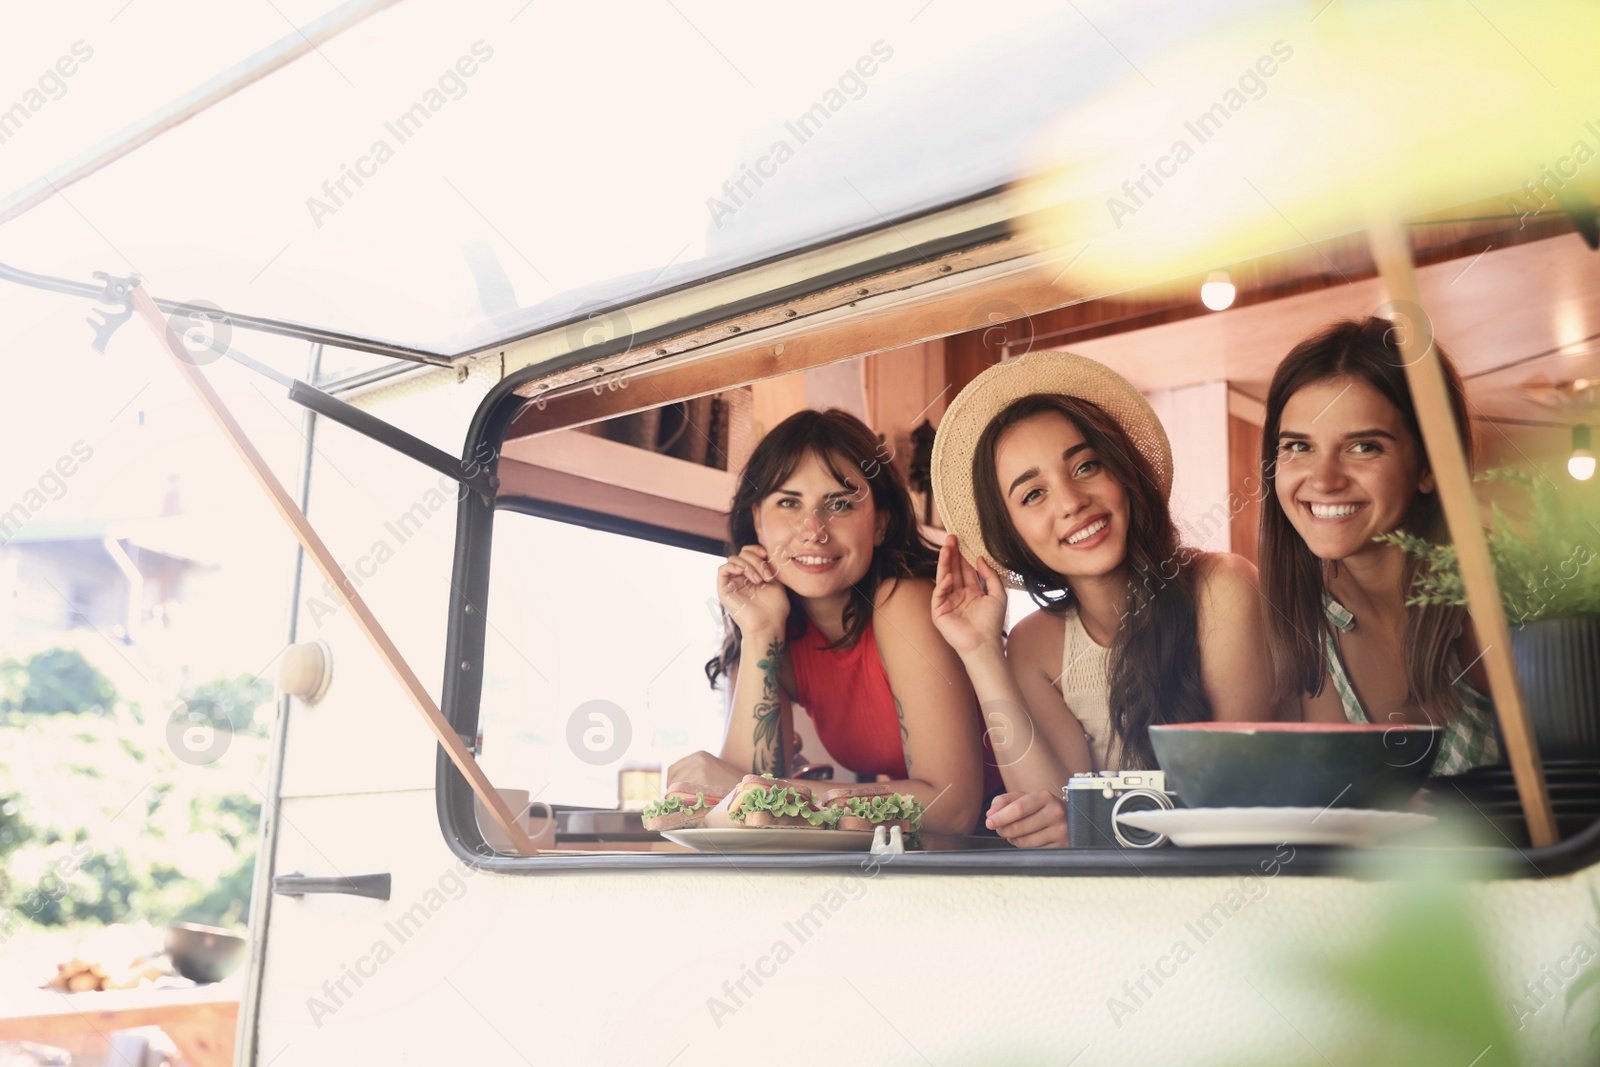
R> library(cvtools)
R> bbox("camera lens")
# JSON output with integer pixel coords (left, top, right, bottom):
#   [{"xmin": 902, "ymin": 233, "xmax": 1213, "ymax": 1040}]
[{"xmin": 1112, "ymin": 788, "xmax": 1175, "ymax": 848}]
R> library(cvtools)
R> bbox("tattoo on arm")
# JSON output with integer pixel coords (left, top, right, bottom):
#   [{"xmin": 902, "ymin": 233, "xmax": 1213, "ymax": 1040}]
[
  {"xmin": 752, "ymin": 639, "xmax": 785, "ymax": 775},
  {"xmin": 895, "ymin": 695, "xmax": 912, "ymax": 777}
]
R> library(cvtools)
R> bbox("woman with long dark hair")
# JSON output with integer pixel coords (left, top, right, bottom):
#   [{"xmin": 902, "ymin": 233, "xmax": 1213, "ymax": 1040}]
[
  {"xmin": 669, "ymin": 408, "xmax": 995, "ymax": 835},
  {"xmin": 1258, "ymin": 317, "xmax": 1499, "ymax": 774},
  {"xmin": 929, "ymin": 352, "xmax": 1274, "ymax": 847}
]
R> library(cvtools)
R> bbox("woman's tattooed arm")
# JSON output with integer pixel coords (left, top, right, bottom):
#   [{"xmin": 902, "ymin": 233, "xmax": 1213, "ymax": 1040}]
[
  {"xmin": 751, "ymin": 639, "xmax": 786, "ymax": 775},
  {"xmin": 895, "ymin": 694, "xmax": 912, "ymax": 777}
]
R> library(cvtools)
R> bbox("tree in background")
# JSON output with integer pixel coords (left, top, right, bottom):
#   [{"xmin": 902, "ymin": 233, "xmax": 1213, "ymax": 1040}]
[
  {"xmin": 180, "ymin": 674, "xmax": 273, "ymax": 736},
  {"xmin": 0, "ymin": 670, "xmax": 269, "ymax": 934},
  {"xmin": 0, "ymin": 649, "xmax": 117, "ymax": 715},
  {"xmin": 0, "ymin": 793, "xmax": 35, "ymax": 905}
]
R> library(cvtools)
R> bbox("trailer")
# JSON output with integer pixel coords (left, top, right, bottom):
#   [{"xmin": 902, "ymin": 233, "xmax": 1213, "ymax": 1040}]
[{"xmin": 5, "ymin": 2, "xmax": 1600, "ymax": 1064}]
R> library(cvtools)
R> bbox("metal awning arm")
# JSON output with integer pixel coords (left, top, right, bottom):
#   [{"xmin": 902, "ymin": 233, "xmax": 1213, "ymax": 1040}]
[
  {"xmin": 72, "ymin": 269, "xmax": 496, "ymax": 500},
  {"xmin": 0, "ymin": 259, "xmax": 452, "ymax": 364},
  {"xmin": 286, "ymin": 381, "xmax": 498, "ymax": 502}
]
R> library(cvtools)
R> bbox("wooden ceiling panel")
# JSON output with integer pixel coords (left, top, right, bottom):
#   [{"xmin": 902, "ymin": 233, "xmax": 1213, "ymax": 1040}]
[{"xmin": 1062, "ymin": 233, "xmax": 1600, "ymax": 425}]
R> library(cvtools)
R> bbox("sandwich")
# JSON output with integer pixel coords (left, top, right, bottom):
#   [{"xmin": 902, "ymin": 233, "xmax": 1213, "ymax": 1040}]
[
  {"xmin": 641, "ymin": 782, "xmax": 727, "ymax": 832},
  {"xmin": 818, "ymin": 783, "xmax": 925, "ymax": 833},
  {"xmin": 727, "ymin": 774, "xmax": 836, "ymax": 828}
]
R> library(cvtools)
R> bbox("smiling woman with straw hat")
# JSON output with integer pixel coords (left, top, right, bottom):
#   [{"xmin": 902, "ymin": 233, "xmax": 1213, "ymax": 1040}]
[{"xmin": 930, "ymin": 351, "xmax": 1276, "ymax": 847}]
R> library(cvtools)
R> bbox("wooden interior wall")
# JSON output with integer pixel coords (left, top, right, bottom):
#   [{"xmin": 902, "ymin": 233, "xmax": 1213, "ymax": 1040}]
[
  {"xmin": 1476, "ymin": 418, "xmax": 1600, "ymax": 522},
  {"xmin": 1228, "ymin": 414, "xmax": 1264, "ymax": 567},
  {"xmin": 750, "ymin": 373, "xmax": 809, "ymax": 438},
  {"xmin": 944, "ymin": 318, "xmax": 1010, "ymax": 399},
  {"xmin": 862, "ymin": 341, "xmax": 948, "ymax": 470}
]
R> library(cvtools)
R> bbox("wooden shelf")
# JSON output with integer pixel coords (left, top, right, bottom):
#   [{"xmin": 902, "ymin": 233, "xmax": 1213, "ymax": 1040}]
[{"xmin": 498, "ymin": 430, "xmax": 734, "ymax": 542}]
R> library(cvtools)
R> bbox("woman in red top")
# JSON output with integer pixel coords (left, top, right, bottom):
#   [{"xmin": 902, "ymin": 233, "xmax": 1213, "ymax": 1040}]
[{"xmin": 669, "ymin": 409, "xmax": 993, "ymax": 835}]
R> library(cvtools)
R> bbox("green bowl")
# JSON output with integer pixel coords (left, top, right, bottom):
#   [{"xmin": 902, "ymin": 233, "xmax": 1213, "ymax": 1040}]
[{"xmin": 1149, "ymin": 722, "xmax": 1442, "ymax": 810}]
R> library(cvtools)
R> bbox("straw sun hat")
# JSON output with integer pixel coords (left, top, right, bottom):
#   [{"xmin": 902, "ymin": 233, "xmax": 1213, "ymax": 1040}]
[{"xmin": 930, "ymin": 350, "xmax": 1173, "ymax": 587}]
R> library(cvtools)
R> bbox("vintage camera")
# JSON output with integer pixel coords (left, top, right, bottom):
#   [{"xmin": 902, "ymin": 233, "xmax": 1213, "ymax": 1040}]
[{"xmin": 1064, "ymin": 771, "xmax": 1180, "ymax": 848}]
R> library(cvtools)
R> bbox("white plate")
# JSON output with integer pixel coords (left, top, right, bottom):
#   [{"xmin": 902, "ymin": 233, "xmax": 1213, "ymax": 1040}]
[
  {"xmin": 660, "ymin": 827, "xmax": 876, "ymax": 853},
  {"xmin": 1115, "ymin": 807, "xmax": 1436, "ymax": 847}
]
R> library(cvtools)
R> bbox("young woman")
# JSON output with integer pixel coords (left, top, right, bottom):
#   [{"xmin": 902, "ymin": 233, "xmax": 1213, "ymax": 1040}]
[
  {"xmin": 668, "ymin": 409, "xmax": 997, "ymax": 835},
  {"xmin": 1259, "ymin": 317, "xmax": 1500, "ymax": 774},
  {"xmin": 929, "ymin": 351, "xmax": 1275, "ymax": 847}
]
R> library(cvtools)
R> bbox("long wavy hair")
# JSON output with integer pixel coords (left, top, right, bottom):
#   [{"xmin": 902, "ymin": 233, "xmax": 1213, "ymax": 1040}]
[
  {"xmin": 1258, "ymin": 317, "xmax": 1474, "ymax": 719},
  {"xmin": 705, "ymin": 409, "xmax": 937, "ymax": 688},
  {"xmin": 972, "ymin": 394, "xmax": 1210, "ymax": 770}
]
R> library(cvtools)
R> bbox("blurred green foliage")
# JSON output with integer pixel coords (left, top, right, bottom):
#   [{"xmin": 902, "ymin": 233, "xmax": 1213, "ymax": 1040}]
[
  {"xmin": 0, "ymin": 648, "xmax": 117, "ymax": 715},
  {"xmin": 180, "ymin": 674, "xmax": 273, "ymax": 737},
  {"xmin": 1321, "ymin": 876, "xmax": 1518, "ymax": 1065},
  {"xmin": 1567, "ymin": 889, "xmax": 1600, "ymax": 1048},
  {"xmin": 1379, "ymin": 468, "xmax": 1600, "ymax": 624},
  {"xmin": 0, "ymin": 676, "xmax": 267, "ymax": 933},
  {"xmin": 1215, "ymin": 846, "xmax": 1548, "ymax": 1067},
  {"xmin": 0, "ymin": 792, "xmax": 32, "ymax": 904}
]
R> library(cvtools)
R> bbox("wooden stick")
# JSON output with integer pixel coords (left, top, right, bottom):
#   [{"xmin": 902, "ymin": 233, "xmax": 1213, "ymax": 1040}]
[
  {"xmin": 131, "ymin": 287, "xmax": 537, "ymax": 856},
  {"xmin": 1366, "ymin": 216, "xmax": 1558, "ymax": 848}
]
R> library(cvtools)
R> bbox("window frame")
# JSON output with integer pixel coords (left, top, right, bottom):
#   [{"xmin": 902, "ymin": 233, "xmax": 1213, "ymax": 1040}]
[
  {"xmin": 434, "ymin": 229, "xmax": 1600, "ymax": 882},
  {"xmin": 439, "ymin": 410, "xmax": 1600, "ymax": 880}
]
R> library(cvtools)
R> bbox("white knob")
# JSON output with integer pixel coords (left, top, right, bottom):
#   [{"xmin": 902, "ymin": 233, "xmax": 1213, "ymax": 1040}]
[{"xmin": 278, "ymin": 640, "xmax": 333, "ymax": 704}]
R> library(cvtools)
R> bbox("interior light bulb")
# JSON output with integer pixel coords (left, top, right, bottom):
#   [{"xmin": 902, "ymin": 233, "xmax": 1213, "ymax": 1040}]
[
  {"xmin": 1200, "ymin": 271, "xmax": 1235, "ymax": 311},
  {"xmin": 1571, "ymin": 425, "xmax": 1595, "ymax": 481}
]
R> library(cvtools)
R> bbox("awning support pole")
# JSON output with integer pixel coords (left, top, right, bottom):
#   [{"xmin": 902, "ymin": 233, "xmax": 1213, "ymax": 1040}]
[
  {"xmin": 1366, "ymin": 215, "xmax": 1558, "ymax": 848},
  {"xmin": 130, "ymin": 284, "xmax": 536, "ymax": 856}
]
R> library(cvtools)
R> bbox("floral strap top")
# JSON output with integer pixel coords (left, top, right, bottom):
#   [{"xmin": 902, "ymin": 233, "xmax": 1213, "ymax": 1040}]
[{"xmin": 1321, "ymin": 596, "xmax": 1501, "ymax": 776}]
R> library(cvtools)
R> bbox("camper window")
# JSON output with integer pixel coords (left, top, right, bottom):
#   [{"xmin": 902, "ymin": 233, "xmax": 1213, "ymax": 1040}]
[
  {"xmin": 477, "ymin": 508, "xmax": 727, "ymax": 811},
  {"xmin": 440, "ymin": 402, "xmax": 1588, "ymax": 877}
]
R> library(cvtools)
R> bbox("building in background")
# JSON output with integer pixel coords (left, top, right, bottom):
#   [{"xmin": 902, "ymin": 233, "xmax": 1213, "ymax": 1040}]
[{"xmin": 0, "ymin": 515, "xmax": 211, "ymax": 647}]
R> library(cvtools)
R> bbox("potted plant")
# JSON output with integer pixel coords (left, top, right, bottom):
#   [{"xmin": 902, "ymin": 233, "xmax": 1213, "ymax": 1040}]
[{"xmin": 1379, "ymin": 469, "xmax": 1600, "ymax": 762}]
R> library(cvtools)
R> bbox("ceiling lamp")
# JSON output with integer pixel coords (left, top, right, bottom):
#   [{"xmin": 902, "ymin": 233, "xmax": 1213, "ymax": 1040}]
[
  {"xmin": 1570, "ymin": 424, "xmax": 1595, "ymax": 481},
  {"xmin": 1200, "ymin": 271, "xmax": 1235, "ymax": 311}
]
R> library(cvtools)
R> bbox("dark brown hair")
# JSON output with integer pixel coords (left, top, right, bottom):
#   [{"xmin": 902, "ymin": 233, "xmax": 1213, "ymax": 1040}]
[
  {"xmin": 972, "ymin": 394, "xmax": 1210, "ymax": 769},
  {"xmin": 1257, "ymin": 316, "xmax": 1474, "ymax": 717},
  {"xmin": 705, "ymin": 409, "xmax": 936, "ymax": 688}
]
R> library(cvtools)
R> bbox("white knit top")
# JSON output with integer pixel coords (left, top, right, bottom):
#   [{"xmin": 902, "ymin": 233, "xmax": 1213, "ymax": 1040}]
[{"xmin": 1059, "ymin": 604, "xmax": 1120, "ymax": 772}]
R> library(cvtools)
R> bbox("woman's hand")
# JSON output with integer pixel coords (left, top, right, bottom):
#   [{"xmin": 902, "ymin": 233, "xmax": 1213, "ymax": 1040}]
[
  {"xmin": 985, "ymin": 789, "xmax": 1070, "ymax": 848},
  {"xmin": 931, "ymin": 535, "xmax": 1007, "ymax": 656},
  {"xmin": 717, "ymin": 545, "xmax": 790, "ymax": 636},
  {"xmin": 666, "ymin": 750, "xmax": 746, "ymax": 792}
]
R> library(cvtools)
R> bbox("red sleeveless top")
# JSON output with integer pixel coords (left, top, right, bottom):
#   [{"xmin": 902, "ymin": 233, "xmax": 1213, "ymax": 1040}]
[{"xmin": 787, "ymin": 621, "xmax": 1005, "ymax": 808}]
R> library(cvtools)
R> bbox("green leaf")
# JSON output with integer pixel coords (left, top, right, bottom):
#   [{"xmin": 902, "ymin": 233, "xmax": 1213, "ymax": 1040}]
[
  {"xmin": 641, "ymin": 792, "xmax": 711, "ymax": 819},
  {"xmin": 839, "ymin": 793, "xmax": 925, "ymax": 831},
  {"xmin": 1564, "ymin": 965, "xmax": 1600, "ymax": 1013},
  {"xmin": 1566, "ymin": 886, "xmax": 1600, "ymax": 1034},
  {"xmin": 808, "ymin": 806, "xmax": 842, "ymax": 828},
  {"xmin": 1379, "ymin": 468, "xmax": 1600, "ymax": 622},
  {"xmin": 731, "ymin": 784, "xmax": 814, "ymax": 822}
]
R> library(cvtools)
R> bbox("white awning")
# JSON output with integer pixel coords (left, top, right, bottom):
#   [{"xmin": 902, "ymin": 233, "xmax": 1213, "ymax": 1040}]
[{"xmin": 0, "ymin": 0, "xmax": 1275, "ymax": 359}]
